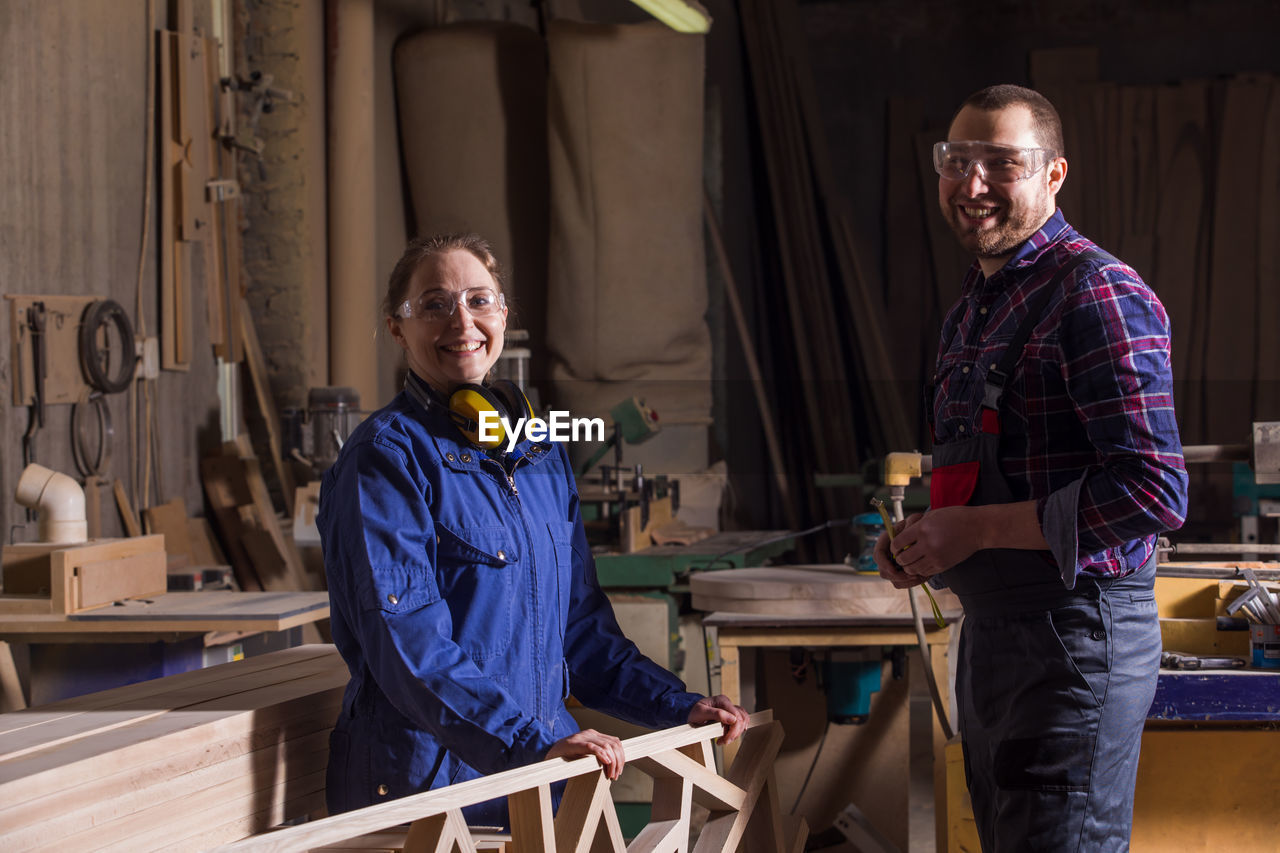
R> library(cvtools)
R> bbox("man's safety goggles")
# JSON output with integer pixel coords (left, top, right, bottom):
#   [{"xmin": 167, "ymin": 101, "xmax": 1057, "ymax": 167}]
[{"xmin": 932, "ymin": 141, "xmax": 1056, "ymax": 184}]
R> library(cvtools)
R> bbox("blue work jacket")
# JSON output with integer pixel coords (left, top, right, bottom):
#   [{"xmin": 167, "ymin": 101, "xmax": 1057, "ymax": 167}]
[{"xmin": 318, "ymin": 378, "xmax": 700, "ymax": 823}]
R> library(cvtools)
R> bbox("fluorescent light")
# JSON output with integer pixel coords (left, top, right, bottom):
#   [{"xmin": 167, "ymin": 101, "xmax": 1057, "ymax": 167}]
[{"xmin": 627, "ymin": 0, "xmax": 712, "ymax": 34}]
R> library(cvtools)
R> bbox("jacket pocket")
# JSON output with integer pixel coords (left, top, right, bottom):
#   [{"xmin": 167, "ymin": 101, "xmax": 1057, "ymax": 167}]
[
  {"xmin": 547, "ymin": 520, "xmax": 575, "ymax": 639},
  {"xmin": 434, "ymin": 523, "xmax": 519, "ymax": 660}
]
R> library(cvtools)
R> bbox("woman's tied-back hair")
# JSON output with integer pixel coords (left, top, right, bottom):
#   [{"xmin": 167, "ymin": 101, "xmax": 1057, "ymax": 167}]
[
  {"xmin": 383, "ymin": 233, "xmax": 506, "ymax": 320},
  {"xmin": 956, "ymin": 84, "xmax": 1065, "ymax": 157}
]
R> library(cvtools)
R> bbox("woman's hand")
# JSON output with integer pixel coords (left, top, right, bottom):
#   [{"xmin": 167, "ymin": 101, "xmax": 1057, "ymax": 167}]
[
  {"xmin": 547, "ymin": 729, "xmax": 627, "ymax": 780},
  {"xmin": 687, "ymin": 694, "xmax": 750, "ymax": 744}
]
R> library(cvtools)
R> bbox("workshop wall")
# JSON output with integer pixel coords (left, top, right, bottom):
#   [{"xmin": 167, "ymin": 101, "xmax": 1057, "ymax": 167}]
[{"xmin": 0, "ymin": 1, "xmax": 222, "ymax": 541}]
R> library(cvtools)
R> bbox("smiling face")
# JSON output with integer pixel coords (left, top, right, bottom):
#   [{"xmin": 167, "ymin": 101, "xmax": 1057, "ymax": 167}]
[
  {"xmin": 386, "ymin": 248, "xmax": 507, "ymax": 393},
  {"xmin": 939, "ymin": 104, "xmax": 1067, "ymax": 276}
]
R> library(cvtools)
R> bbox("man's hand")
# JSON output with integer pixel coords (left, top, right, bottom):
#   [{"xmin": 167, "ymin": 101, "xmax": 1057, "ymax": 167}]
[
  {"xmin": 547, "ymin": 729, "xmax": 626, "ymax": 780},
  {"xmin": 888, "ymin": 506, "xmax": 986, "ymax": 579},
  {"xmin": 876, "ymin": 501, "xmax": 1049, "ymax": 584},
  {"xmin": 874, "ymin": 512, "xmax": 928, "ymax": 588},
  {"xmin": 687, "ymin": 694, "xmax": 750, "ymax": 744}
]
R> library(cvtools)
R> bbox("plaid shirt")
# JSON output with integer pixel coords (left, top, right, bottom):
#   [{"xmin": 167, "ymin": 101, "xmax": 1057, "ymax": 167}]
[{"xmin": 933, "ymin": 209, "xmax": 1188, "ymax": 580}]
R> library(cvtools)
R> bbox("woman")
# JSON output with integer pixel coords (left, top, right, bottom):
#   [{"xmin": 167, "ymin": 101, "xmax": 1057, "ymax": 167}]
[{"xmin": 317, "ymin": 233, "xmax": 747, "ymax": 824}]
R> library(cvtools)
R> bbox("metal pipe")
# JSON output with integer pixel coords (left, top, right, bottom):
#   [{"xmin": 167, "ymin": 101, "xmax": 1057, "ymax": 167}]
[{"xmin": 1181, "ymin": 443, "xmax": 1251, "ymax": 464}]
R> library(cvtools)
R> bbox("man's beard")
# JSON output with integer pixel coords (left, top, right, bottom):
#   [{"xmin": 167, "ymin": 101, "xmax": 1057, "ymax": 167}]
[{"xmin": 946, "ymin": 198, "xmax": 1049, "ymax": 259}]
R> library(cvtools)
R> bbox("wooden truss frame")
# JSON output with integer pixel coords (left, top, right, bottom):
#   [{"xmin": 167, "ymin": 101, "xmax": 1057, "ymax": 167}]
[{"xmin": 214, "ymin": 712, "xmax": 804, "ymax": 853}]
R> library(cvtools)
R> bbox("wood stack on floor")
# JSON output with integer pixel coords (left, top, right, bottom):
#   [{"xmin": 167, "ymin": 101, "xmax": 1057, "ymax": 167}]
[{"xmin": 0, "ymin": 645, "xmax": 346, "ymax": 852}]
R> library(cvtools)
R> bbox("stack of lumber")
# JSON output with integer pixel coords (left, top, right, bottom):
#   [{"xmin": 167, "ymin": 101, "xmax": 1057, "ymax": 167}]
[{"xmin": 0, "ymin": 645, "xmax": 346, "ymax": 852}]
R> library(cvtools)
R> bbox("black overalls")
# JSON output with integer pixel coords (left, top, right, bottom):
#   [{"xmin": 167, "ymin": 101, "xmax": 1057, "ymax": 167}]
[{"xmin": 927, "ymin": 250, "xmax": 1160, "ymax": 852}]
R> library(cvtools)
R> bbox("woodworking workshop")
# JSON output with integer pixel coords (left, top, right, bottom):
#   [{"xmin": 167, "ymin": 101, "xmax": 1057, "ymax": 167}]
[{"xmin": 3, "ymin": 0, "xmax": 1280, "ymax": 851}]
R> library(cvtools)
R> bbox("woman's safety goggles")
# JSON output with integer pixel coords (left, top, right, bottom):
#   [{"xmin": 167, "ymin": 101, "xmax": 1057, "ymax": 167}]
[
  {"xmin": 932, "ymin": 141, "xmax": 1056, "ymax": 184},
  {"xmin": 398, "ymin": 287, "xmax": 506, "ymax": 323}
]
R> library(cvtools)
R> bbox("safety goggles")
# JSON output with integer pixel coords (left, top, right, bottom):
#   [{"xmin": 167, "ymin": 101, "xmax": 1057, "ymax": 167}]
[
  {"xmin": 932, "ymin": 141, "xmax": 1056, "ymax": 184},
  {"xmin": 398, "ymin": 287, "xmax": 506, "ymax": 322}
]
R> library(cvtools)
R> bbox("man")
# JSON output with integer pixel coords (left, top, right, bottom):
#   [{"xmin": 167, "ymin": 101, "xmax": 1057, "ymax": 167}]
[{"xmin": 876, "ymin": 85, "xmax": 1188, "ymax": 851}]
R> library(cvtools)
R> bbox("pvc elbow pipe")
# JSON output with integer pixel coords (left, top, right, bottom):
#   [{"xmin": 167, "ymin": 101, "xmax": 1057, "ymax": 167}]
[{"xmin": 15, "ymin": 464, "xmax": 88, "ymax": 544}]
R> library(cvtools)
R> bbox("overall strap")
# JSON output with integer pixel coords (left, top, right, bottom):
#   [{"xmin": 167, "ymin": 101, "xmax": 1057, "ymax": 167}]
[{"xmin": 981, "ymin": 248, "xmax": 1117, "ymax": 413}]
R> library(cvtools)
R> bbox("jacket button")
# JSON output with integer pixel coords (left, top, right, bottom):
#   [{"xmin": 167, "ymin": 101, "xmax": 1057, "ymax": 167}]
[
  {"xmin": 496, "ymin": 550, "xmax": 507, "ymax": 562},
  {"xmin": 446, "ymin": 452, "xmax": 456, "ymax": 462},
  {"xmin": 958, "ymin": 425, "xmax": 966, "ymax": 433},
  {"xmin": 387, "ymin": 594, "xmax": 398, "ymax": 605},
  {"xmin": 461, "ymin": 453, "xmax": 472, "ymax": 463},
  {"xmin": 979, "ymin": 306, "xmax": 988, "ymax": 315},
  {"xmin": 377, "ymin": 784, "xmax": 389, "ymax": 796},
  {"xmin": 962, "ymin": 365, "xmax": 970, "ymax": 374},
  {"xmin": 1091, "ymin": 629, "xmax": 1106, "ymax": 641}
]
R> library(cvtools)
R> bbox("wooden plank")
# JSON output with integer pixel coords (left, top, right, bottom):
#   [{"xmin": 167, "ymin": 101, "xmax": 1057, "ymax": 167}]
[
  {"xmin": 508, "ymin": 783, "xmax": 555, "ymax": 853},
  {"xmin": 553, "ymin": 771, "xmax": 608, "ymax": 853},
  {"xmin": 202, "ymin": 452, "xmax": 264, "ymax": 591},
  {"xmin": 2, "ymin": 728, "xmax": 331, "ymax": 849},
  {"xmin": 1153, "ymin": 81, "xmax": 1211, "ymax": 443},
  {"xmin": 0, "ymin": 696, "xmax": 341, "ymax": 842},
  {"xmin": 626, "ymin": 818, "xmax": 685, "ymax": 853},
  {"xmin": 0, "ymin": 642, "xmax": 24, "ymax": 712},
  {"xmin": 201, "ymin": 34, "xmax": 228, "ymax": 353},
  {"xmin": 629, "ymin": 749, "xmax": 745, "ymax": 811},
  {"xmin": 142, "ymin": 497, "xmax": 194, "ymax": 562},
  {"xmin": 1205, "ymin": 75, "xmax": 1270, "ymax": 442},
  {"xmin": 188, "ymin": 515, "xmax": 227, "ymax": 566},
  {"xmin": 239, "ymin": 299, "xmax": 297, "ymax": 516},
  {"xmin": 75, "ymin": 550, "xmax": 167, "ymax": 611},
  {"xmin": 113, "ymin": 478, "xmax": 143, "ymax": 537},
  {"xmin": 157, "ymin": 787, "xmax": 328, "ymax": 853},
  {"xmin": 742, "ymin": 772, "xmax": 787, "ymax": 853},
  {"xmin": 160, "ymin": 29, "xmax": 191, "ymax": 371},
  {"xmin": 230, "ymin": 437, "xmax": 312, "ymax": 590},
  {"xmin": 0, "ymin": 591, "xmax": 328, "ymax": 637},
  {"xmin": 691, "ymin": 721, "xmax": 784, "ymax": 853},
  {"xmin": 406, "ymin": 808, "xmax": 476, "ymax": 853},
  {"xmin": 1256, "ymin": 78, "xmax": 1280, "ymax": 422},
  {"xmin": 0, "ymin": 648, "xmax": 342, "ymax": 769},
  {"xmin": 0, "ymin": 644, "xmax": 334, "ymax": 735},
  {"xmin": 885, "ymin": 96, "xmax": 929, "ymax": 442}
]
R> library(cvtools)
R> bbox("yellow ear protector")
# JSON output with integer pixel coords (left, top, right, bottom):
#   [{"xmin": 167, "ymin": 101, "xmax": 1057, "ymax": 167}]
[{"xmin": 447, "ymin": 379, "xmax": 534, "ymax": 449}]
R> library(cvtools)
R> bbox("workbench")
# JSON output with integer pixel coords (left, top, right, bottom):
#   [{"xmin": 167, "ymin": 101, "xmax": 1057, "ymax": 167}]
[
  {"xmin": 703, "ymin": 610, "xmax": 959, "ymax": 852},
  {"xmin": 0, "ymin": 590, "xmax": 329, "ymax": 705}
]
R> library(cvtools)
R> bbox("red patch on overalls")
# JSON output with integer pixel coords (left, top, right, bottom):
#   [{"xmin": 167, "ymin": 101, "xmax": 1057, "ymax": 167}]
[{"xmin": 930, "ymin": 460, "xmax": 980, "ymax": 508}]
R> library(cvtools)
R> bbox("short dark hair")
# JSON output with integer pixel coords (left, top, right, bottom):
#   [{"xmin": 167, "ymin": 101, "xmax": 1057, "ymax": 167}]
[
  {"xmin": 383, "ymin": 233, "xmax": 505, "ymax": 319},
  {"xmin": 954, "ymin": 84, "xmax": 1065, "ymax": 156}
]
